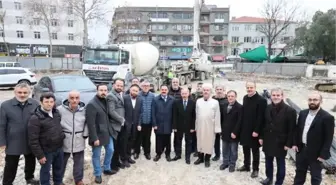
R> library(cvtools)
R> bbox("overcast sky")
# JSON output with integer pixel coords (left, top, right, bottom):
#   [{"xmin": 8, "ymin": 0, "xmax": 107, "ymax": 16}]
[{"xmin": 88, "ymin": 0, "xmax": 335, "ymax": 44}]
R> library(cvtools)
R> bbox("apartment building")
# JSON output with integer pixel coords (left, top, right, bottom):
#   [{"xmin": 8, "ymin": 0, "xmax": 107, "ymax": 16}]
[
  {"xmin": 228, "ymin": 16, "xmax": 297, "ymax": 56},
  {"xmin": 0, "ymin": 0, "xmax": 83, "ymax": 57},
  {"xmin": 110, "ymin": 5, "xmax": 230, "ymax": 60}
]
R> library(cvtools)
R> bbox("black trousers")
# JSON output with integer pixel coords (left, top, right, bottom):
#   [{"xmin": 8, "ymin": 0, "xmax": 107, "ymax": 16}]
[
  {"xmin": 214, "ymin": 133, "xmax": 221, "ymax": 157},
  {"xmin": 120, "ymin": 125, "xmax": 136, "ymax": 161},
  {"xmin": 155, "ymin": 133, "xmax": 171, "ymax": 157},
  {"xmin": 111, "ymin": 130, "xmax": 123, "ymax": 169},
  {"xmin": 242, "ymin": 145, "xmax": 260, "ymax": 171},
  {"xmin": 134, "ymin": 124, "xmax": 152, "ymax": 155},
  {"xmin": 191, "ymin": 132, "xmax": 197, "ymax": 153},
  {"xmin": 173, "ymin": 130, "xmax": 192, "ymax": 159},
  {"xmin": 63, "ymin": 151, "xmax": 84, "ymax": 184},
  {"xmin": 293, "ymin": 146, "xmax": 322, "ymax": 185},
  {"xmin": 2, "ymin": 154, "xmax": 36, "ymax": 185}
]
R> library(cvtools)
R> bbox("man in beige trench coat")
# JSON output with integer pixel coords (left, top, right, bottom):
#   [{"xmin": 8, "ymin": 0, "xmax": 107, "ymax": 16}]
[{"xmin": 194, "ymin": 83, "xmax": 221, "ymax": 168}]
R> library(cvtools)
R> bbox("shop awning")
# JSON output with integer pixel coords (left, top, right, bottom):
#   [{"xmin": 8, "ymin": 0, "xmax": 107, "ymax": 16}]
[{"xmin": 239, "ymin": 45, "xmax": 268, "ymax": 62}]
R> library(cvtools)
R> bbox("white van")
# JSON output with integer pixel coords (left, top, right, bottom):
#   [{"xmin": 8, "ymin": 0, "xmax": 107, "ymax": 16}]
[{"xmin": 0, "ymin": 62, "xmax": 21, "ymax": 67}]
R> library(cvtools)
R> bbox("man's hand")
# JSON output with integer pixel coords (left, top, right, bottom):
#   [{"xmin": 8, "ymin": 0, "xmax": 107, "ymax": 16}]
[
  {"xmin": 190, "ymin": 129, "xmax": 195, "ymax": 133},
  {"xmin": 252, "ymin": 132, "xmax": 259, "ymax": 137},
  {"xmin": 137, "ymin": 126, "xmax": 141, "ymax": 131},
  {"xmin": 259, "ymin": 139, "xmax": 263, "ymax": 146},
  {"xmin": 231, "ymin": 133, "xmax": 236, "ymax": 139},
  {"xmin": 0, "ymin": 145, "xmax": 6, "ymax": 150},
  {"xmin": 292, "ymin": 145, "xmax": 299, "ymax": 152},
  {"xmin": 153, "ymin": 126, "xmax": 157, "ymax": 130},
  {"xmin": 173, "ymin": 129, "xmax": 177, "ymax": 132},
  {"xmin": 317, "ymin": 157, "xmax": 325, "ymax": 162},
  {"xmin": 94, "ymin": 140, "xmax": 100, "ymax": 146},
  {"xmin": 39, "ymin": 157, "xmax": 47, "ymax": 165},
  {"xmin": 284, "ymin": 146, "xmax": 290, "ymax": 151}
]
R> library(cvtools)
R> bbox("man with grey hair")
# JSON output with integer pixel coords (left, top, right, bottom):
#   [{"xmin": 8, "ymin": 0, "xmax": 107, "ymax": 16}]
[
  {"xmin": 194, "ymin": 83, "xmax": 221, "ymax": 168},
  {"xmin": 168, "ymin": 77, "xmax": 182, "ymax": 100},
  {"xmin": 259, "ymin": 88, "xmax": 296, "ymax": 185},
  {"xmin": 0, "ymin": 83, "xmax": 40, "ymax": 185}
]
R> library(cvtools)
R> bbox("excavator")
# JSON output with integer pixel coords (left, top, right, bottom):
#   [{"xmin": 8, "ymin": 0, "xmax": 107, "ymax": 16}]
[{"xmin": 314, "ymin": 81, "xmax": 336, "ymax": 92}]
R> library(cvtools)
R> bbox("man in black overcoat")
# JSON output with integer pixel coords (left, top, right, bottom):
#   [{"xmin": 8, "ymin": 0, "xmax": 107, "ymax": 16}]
[
  {"xmin": 237, "ymin": 81, "xmax": 267, "ymax": 178},
  {"xmin": 259, "ymin": 88, "xmax": 297, "ymax": 185}
]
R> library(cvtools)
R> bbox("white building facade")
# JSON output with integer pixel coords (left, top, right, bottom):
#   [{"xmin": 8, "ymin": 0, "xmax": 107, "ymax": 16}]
[
  {"xmin": 228, "ymin": 16, "xmax": 298, "ymax": 57},
  {"xmin": 0, "ymin": 0, "xmax": 83, "ymax": 56}
]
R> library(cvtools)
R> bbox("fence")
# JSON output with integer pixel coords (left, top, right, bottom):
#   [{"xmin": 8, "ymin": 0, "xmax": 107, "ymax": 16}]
[
  {"xmin": 235, "ymin": 62, "xmax": 308, "ymax": 77},
  {"xmin": 0, "ymin": 56, "xmax": 82, "ymax": 70}
]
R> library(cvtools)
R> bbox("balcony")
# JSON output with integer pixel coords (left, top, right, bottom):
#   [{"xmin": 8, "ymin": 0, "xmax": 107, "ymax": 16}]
[
  {"xmin": 214, "ymin": 19, "xmax": 225, "ymax": 23},
  {"xmin": 117, "ymin": 29, "xmax": 145, "ymax": 34},
  {"xmin": 159, "ymin": 41, "xmax": 194, "ymax": 46},
  {"xmin": 149, "ymin": 18, "xmax": 170, "ymax": 22}
]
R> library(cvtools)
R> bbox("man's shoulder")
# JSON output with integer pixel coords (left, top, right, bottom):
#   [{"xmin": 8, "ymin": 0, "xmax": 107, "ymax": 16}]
[
  {"xmin": 0, "ymin": 99, "xmax": 12, "ymax": 108},
  {"xmin": 320, "ymin": 108, "xmax": 335, "ymax": 119}
]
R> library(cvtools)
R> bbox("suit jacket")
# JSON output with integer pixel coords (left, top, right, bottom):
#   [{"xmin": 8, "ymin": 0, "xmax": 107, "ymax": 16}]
[
  {"xmin": 293, "ymin": 108, "xmax": 335, "ymax": 161},
  {"xmin": 124, "ymin": 95, "xmax": 142, "ymax": 133},
  {"xmin": 106, "ymin": 89, "xmax": 125, "ymax": 136},
  {"xmin": 86, "ymin": 96, "xmax": 112, "ymax": 146},
  {"xmin": 220, "ymin": 101, "xmax": 242, "ymax": 142},
  {"xmin": 172, "ymin": 98, "xmax": 196, "ymax": 132}
]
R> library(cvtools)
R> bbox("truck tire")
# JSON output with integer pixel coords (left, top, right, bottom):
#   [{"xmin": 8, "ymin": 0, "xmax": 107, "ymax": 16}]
[
  {"xmin": 186, "ymin": 75, "xmax": 191, "ymax": 85},
  {"xmin": 200, "ymin": 72, "xmax": 206, "ymax": 81},
  {"xmin": 179, "ymin": 75, "xmax": 186, "ymax": 86},
  {"xmin": 205, "ymin": 72, "xmax": 210, "ymax": 79}
]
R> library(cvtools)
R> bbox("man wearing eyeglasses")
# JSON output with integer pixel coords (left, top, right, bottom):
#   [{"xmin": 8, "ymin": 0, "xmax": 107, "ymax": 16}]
[
  {"xmin": 58, "ymin": 91, "xmax": 88, "ymax": 185},
  {"xmin": 293, "ymin": 92, "xmax": 335, "ymax": 185},
  {"xmin": 0, "ymin": 83, "xmax": 40, "ymax": 185}
]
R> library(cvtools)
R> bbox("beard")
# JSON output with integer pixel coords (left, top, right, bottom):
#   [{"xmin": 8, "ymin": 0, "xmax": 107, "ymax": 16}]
[
  {"xmin": 131, "ymin": 94, "xmax": 137, "ymax": 98},
  {"xmin": 309, "ymin": 103, "xmax": 320, "ymax": 110}
]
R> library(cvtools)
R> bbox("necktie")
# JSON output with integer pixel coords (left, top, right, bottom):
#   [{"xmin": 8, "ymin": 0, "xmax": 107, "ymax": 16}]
[
  {"xmin": 227, "ymin": 104, "xmax": 232, "ymax": 113},
  {"xmin": 183, "ymin": 100, "xmax": 187, "ymax": 110},
  {"xmin": 163, "ymin": 96, "xmax": 166, "ymax": 102}
]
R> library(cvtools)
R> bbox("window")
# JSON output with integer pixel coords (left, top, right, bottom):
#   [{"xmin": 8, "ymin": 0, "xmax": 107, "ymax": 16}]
[
  {"xmin": 7, "ymin": 69, "xmax": 26, "ymax": 74},
  {"xmin": 172, "ymin": 13, "xmax": 193, "ymax": 19},
  {"xmin": 68, "ymin": 33, "xmax": 74, "ymax": 40},
  {"xmin": 232, "ymin": 26, "xmax": 239, "ymax": 31},
  {"xmin": 253, "ymin": 37, "xmax": 260, "ymax": 43},
  {"xmin": 172, "ymin": 36, "xmax": 180, "ymax": 41},
  {"xmin": 244, "ymin": 48, "xmax": 251, "ymax": 52},
  {"xmin": 157, "ymin": 36, "xmax": 166, "ymax": 41},
  {"xmin": 150, "ymin": 12, "xmax": 168, "ymax": 18},
  {"xmin": 0, "ymin": 30, "xmax": 4, "ymax": 37},
  {"xmin": 244, "ymin": 37, "xmax": 252, "ymax": 43},
  {"xmin": 183, "ymin": 25, "xmax": 192, "ymax": 31},
  {"xmin": 255, "ymin": 25, "xmax": 261, "ymax": 31},
  {"xmin": 261, "ymin": 37, "xmax": 265, "ymax": 44},
  {"xmin": 52, "ymin": 77, "xmax": 96, "ymax": 92},
  {"xmin": 67, "ymin": 6, "xmax": 73, "ymax": 14},
  {"xmin": 68, "ymin": 20, "xmax": 74, "ymax": 27},
  {"xmin": 14, "ymin": 2, "xmax": 21, "ymax": 10},
  {"xmin": 215, "ymin": 24, "xmax": 224, "ymax": 31},
  {"xmin": 151, "ymin": 24, "xmax": 166, "ymax": 31},
  {"xmin": 231, "ymin": 36, "xmax": 239, "ymax": 43},
  {"xmin": 33, "ymin": 18, "xmax": 40, "ymax": 25},
  {"xmin": 50, "ymin": 5, "xmax": 56, "ymax": 13},
  {"xmin": 34, "ymin": 31, "xmax": 41, "ymax": 39},
  {"xmin": 16, "ymin": 30, "xmax": 24, "ymax": 38},
  {"xmin": 16, "ymin": 16, "xmax": 23, "ymax": 24},
  {"xmin": 182, "ymin": 36, "xmax": 192, "ymax": 42},
  {"xmin": 0, "ymin": 69, "xmax": 6, "ymax": 75},
  {"xmin": 52, "ymin": 32, "xmax": 57, "ymax": 40},
  {"xmin": 0, "ymin": 1, "xmax": 2, "ymax": 9},
  {"xmin": 51, "ymin": 19, "xmax": 58, "ymax": 26},
  {"xmin": 215, "ymin": 13, "xmax": 225, "ymax": 19},
  {"xmin": 244, "ymin": 24, "xmax": 252, "ymax": 31}
]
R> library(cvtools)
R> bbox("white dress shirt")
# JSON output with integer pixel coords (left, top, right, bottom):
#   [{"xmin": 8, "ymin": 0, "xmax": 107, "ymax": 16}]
[
  {"xmin": 131, "ymin": 98, "xmax": 136, "ymax": 108},
  {"xmin": 302, "ymin": 111, "xmax": 317, "ymax": 144}
]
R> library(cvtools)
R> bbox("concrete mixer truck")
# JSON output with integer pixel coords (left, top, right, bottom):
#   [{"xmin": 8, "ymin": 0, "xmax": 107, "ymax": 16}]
[{"xmin": 80, "ymin": 42, "xmax": 212, "ymax": 89}]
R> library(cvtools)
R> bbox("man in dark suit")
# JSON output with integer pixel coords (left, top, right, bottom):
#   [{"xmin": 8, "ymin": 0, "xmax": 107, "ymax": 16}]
[
  {"xmin": 86, "ymin": 84, "xmax": 116, "ymax": 184},
  {"xmin": 122, "ymin": 84, "xmax": 142, "ymax": 167},
  {"xmin": 172, "ymin": 88, "xmax": 196, "ymax": 164},
  {"xmin": 107, "ymin": 78, "xmax": 126, "ymax": 171},
  {"xmin": 293, "ymin": 92, "xmax": 335, "ymax": 185}
]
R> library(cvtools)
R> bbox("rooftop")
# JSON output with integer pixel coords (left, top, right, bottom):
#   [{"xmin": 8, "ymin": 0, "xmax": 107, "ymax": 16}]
[{"xmin": 230, "ymin": 16, "xmax": 266, "ymax": 23}]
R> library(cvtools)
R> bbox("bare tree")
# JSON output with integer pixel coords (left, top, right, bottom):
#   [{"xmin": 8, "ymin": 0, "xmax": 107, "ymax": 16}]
[
  {"xmin": 23, "ymin": 0, "xmax": 62, "ymax": 58},
  {"xmin": 108, "ymin": 3, "xmax": 142, "ymax": 44},
  {"xmin": 0, "ymin": 10, "xmax": 10, "ymax": 56},
  {"xmin": 62, "ymin": 0, "xmax": 111, "ymax": 47},
  {"xmin": 258, "ymin": 0, "xmax": 300, "ymax": 61}
]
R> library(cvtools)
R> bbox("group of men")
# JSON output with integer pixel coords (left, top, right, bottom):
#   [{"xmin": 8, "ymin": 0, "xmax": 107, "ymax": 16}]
[{"xmin": 0, "ymin": 76, "xmax": 334, "ymax": 185}]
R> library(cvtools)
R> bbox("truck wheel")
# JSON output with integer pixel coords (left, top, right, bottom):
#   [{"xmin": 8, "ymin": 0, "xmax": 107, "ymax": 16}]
[
  {"xmin": 186, "ymin": 75, "xmax": 191, "ymax": 85},
  {"xmin": 200, "ymin": 72, "xmax": 206, "ymax": 81},
  {"xmin": 205, "ymin": 72, "xmax": 210, "ymax": 79},
  {"xmin": 179, "ymin": 75, "xmax": 186, "ymax": 86}
]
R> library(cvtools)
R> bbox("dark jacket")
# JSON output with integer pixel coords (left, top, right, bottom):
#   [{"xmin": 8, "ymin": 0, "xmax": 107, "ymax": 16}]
[
  {"xmin": 213, "ymin": 96, "xmax": 228, "ymax": 112},
  {"xmin": 168, "ymin": 86, "xmax": 182, "ymax": 100},
  {"xmin": 139, "ymin": 91, "xmax": 155, "ymax": 125},
  {"xmin": 172, "ymin": 98, "xmax": 196, "ymax": 132},
  {"xmin": 28, "ymin": 106, "xmax": 65, "ymax": 160},
  {"xmin": 86, "ymin": 96, "xmax": 114, "ymax": 145},
  {"xmin": 221, "ymin": 101, "xmax": 243, "ymax": 142},
  {"xmin": 124, "ymin": 95, "xmax": 142, "ymax": 132},
  {"xmin": 107, "ymin": 90, "xmax": 125, "ymax": 137},
  {"xmin": 191, "ymin": 91, "xmax": 203, "ymax": 101},
  {"xmin": 152, "ymin": 95, "xmax": 175, "ymax": 134},
  {"xmin": 0, "ymin": 98, "xmax": 39, "ymax": 155},
  {"xmin": 240, "ymin": 92, "xmax": 267, "ymax": 147},
  {"xmin": 293, "ymin": 108, "xmax": 335, "ymax": 161},
  {"xmin": 260, "ymin": 101, "xmax": 297, "ymax": 157}
]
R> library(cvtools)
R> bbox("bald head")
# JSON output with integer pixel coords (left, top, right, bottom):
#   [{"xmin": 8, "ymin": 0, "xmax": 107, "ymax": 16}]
[
  {"xmin": 308, "ymin": 92, "xmax": 322, "ymax": 111},
  {"xmin": 68, "ymin": 90, "xmax": 80, "ymax": 109}
]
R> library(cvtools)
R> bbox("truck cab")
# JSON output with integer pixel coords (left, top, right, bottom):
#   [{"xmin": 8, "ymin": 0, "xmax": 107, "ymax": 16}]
[{"xmin": 81, "ymin": 45, "xmax": 132, "ymax": 84}]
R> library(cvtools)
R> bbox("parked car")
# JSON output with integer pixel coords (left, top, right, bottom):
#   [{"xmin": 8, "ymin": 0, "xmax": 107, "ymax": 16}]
[
  {"xmin": 32, "ymin": 75, "xmax": 97, "ymax": 106},
  {"xmin": 0, "ymin": 67, "xmax": 37, "ymax": 87},
  {"xmin": 0, "ymin": 62, "xmax": 21, "ymax": 67}
]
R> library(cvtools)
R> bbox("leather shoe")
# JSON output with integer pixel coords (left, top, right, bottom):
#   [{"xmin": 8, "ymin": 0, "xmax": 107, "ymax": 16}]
[
  {"xmin": 212, "ymin": 155, "xmax": 220, "ymax": 161},
  {"xmin": 117, "ymin": 162, "xmax": 125, "ymax": 169},
  {"xmin": 205, "ymin": 161, "xmax": 210, "ymax": 167},
  {"xmin": 172, "ymin": 156, "xmax": 181, "ymax": 161},
  {"xmin": 260, "ymin": 178, "xmax": 273, "ymax": 185},
  {"xmin": 134, "ymin": 153, "xmax": 139, "ymax": 160},
  {"xmin": 26, "ymin": 178, "xmax": 39, "ymax": 185},
  {"xmin": 251, "ymin": 170, "xmax": 259, "ymax": 178},
  {"xmin": 237, "ymin": 165, "xmax": 250, "ymax": 172},
  {"xmin": 193, "ymin": 152, "xmax": 198, "ymax": 157},
  {"xmin": 229, "ymin": 166, "xmax": 235, "ymax": 172},
  {"xmin": 123, "ymin": 161, "xmax": 130, "ymax": 168},
  {"xmin": 194, "ymin": 158, "xmax": 204, "ymax": 165},
  {"xmin": 128, "ymin": 158, "xmax": 136, "ymax": 164},
  {"xmin": 166, "ymin": 156, "xmax": 172, "ymax": 162},
  {"xmin": 219, "ymin": 164, "xmax": 228, "ymax": 170},
  {"xmin": 186, "ymin": 159, "xmax": 190, "ymax": 164},
  {"xmin": 153, "ymin": 155, "xmax": 161, "ymax": 162},
  {"xmin": 145, "ymin": 154, "xmax": 151, "ymax": 160},
  {"xmin": 103, "ymin": 170, "xmax": 117, "ymax": 175},
  {"xmin": 95, "ymin": 176, "xmax": 102, "ymax": 184}
]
